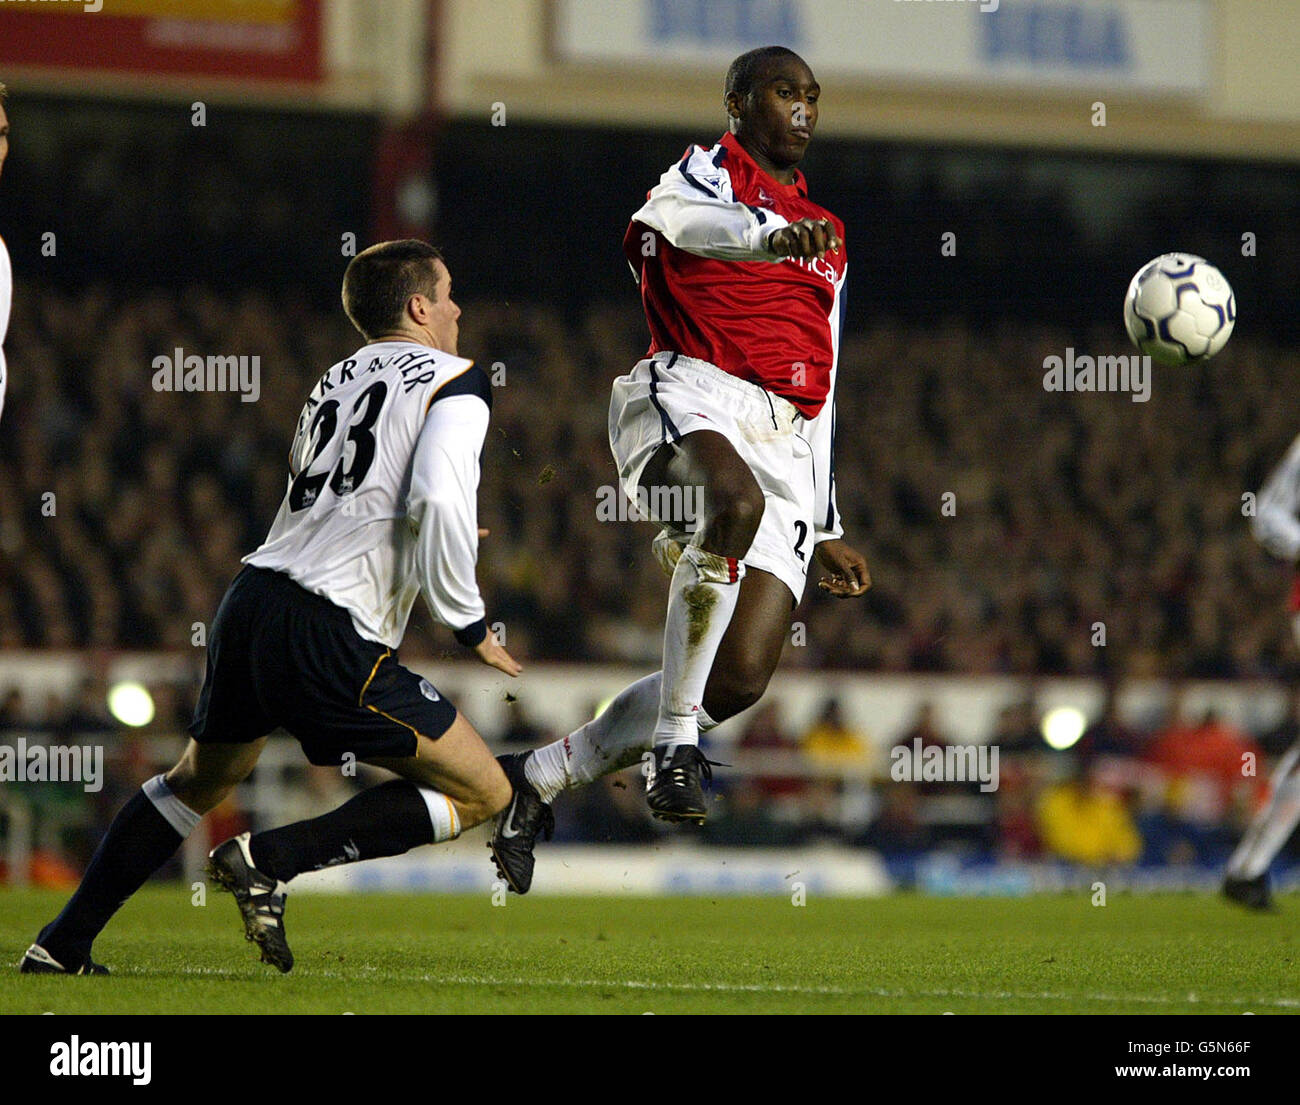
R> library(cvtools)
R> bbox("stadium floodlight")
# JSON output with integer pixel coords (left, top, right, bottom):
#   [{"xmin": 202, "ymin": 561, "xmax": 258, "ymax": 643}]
[
  {"xmin": 1041, "ymin": 706, "xmax": 1086, "ymax": 751},
  {"xmin": 107, "ymin": 681, "xmax": 155, "ymax": 728}
]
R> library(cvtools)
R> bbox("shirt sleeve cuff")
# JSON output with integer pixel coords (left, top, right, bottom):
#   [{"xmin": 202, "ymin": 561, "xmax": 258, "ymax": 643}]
[
  {"xmin": 453, "ymin": 618, "xmax": 488, "ymax": 648},
  {"xmin": 754, "ymin": 213, "xmax": 789, "ymax": 255}
]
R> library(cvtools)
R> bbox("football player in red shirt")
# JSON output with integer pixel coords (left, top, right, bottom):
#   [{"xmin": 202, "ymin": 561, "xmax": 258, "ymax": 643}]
[{"xmin": 491, "ymin": 47, "xmax": 870, "ymax": 891}]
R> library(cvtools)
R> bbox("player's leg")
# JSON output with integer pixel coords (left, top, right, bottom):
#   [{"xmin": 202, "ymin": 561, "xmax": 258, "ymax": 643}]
[
  {"xmin": 366, "ymin": 712, "xmax": 513, "ymax": 826},
  {"xmin": 211, "ymin": 710, "xmax": 509, "ymax": 968},
  {"xmin": 701, "ymin": 566, "xmax": 797, "ymax": 721},
  {"xmin": 494, "ymin": 568, "xmax": 794, "ymax": 892},
  {"xmin": 237, "ymin": 644, "xmax": 511, "ymax": 883},
  {"xmin": 526, "ymin": 565, "xmax": 792, "ymax": 799},
  {"xmin": 21, "ymin": 570, "xmax": 273, "ymax": 975},
  {"xmin": 19, "ymin": 737, "xmax": 266, "ymax": 975},
  {"xmin": 638, "ymin": 429, "xmax": 764, "ymax": 819},
  {"xmin": 1223, "ymin": 742, "xmax": 1300, "ymax": 910},
  {"xmin": 246, "ymin": 711, "xmax": 509, "ymax": 885}
]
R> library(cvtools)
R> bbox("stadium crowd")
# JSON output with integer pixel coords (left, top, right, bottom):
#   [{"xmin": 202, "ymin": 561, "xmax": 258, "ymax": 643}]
[
  {"xmin": 1, "ymin": 283, "xmax": 1297, "ymax": 679},
  {"xmin": 2, "ymin": 279, "xmax": 1298, "ymax": 878}
]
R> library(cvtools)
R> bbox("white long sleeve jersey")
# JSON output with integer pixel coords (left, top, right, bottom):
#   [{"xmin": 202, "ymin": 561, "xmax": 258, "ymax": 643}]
[
  {"xmin": 1254, "ymin": 432, "xmax": 1300, "ymax": 563},
  {"xmin": 245, "ymin": 340, "xmax": 490, "ymax": 647}
]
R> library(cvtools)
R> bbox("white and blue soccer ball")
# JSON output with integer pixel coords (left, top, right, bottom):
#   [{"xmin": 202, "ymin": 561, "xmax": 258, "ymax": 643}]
[{"xmin": 1123, "ymin": 253, "xmax": 1236, "ymax": 367}]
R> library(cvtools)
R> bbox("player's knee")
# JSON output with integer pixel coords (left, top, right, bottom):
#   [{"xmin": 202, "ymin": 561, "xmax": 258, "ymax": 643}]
[
  {"xmin": 458, "ymin": 772, "xmax": 512, "ymax": 830},
  {"xmin": 162, "ymin": 767, "xmax": 228, "ymax": 815},
  {"xmin": 704, "ymin": 483, "xmax": 765, "ymax": 552}
]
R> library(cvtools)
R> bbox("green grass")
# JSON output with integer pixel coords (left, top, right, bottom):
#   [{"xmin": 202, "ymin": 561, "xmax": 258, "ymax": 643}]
[{"xmin": 1, "ymin": 888, "xmax": 1297, "ymax": 1013}]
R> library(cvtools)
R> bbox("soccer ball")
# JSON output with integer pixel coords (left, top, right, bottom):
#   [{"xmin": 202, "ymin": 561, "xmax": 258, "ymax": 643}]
[{"xmin": 1123, "ymin": 253, "xmax": 1235, "ymax": 367}]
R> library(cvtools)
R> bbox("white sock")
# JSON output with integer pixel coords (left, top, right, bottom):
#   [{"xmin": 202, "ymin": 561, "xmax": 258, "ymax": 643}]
[
  {"xmin": 524, "ymin": 673, "xmax": 722, "ymax": 805},
  {"xmin": 142, "ymin": 773, "xmax": 201, "ymax": 838},
  {"xmin": 1227, "ymin": 745, "xmax": 1300, "ymax": 880},
  {"xmin": 416, "ymin": 786, "xmax": 462, "ymax": 843},
  {"xmin": 652, "ymin": 544, "xmax": 744, "ymax": 749}
]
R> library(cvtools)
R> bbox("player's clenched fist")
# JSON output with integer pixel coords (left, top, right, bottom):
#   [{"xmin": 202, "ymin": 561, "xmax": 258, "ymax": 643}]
[{"xmin": 768, "ymin": 217, "xmax": 841, "ymax": 261}]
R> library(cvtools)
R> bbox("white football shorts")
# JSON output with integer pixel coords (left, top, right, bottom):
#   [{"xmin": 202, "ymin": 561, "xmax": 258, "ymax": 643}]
[{"xmin": 608, "ymin": 351, "xmax": 817, "ymax": 602}]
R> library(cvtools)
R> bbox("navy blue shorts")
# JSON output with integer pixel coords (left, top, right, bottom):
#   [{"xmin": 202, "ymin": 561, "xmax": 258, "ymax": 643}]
[{"xmin": 190, "ymin": 566, "xmax": 458, "ymax": 766}]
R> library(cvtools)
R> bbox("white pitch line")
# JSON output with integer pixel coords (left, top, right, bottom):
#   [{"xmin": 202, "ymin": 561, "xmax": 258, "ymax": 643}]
[{"xmin": 170, "ymin": 965, "xmax": 1300, "ymax": 1009}]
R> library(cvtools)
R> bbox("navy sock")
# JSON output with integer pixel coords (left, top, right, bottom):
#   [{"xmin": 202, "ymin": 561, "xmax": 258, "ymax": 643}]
[
  {"xmin": 248, "ymin": 779, "xmax": 435, "ymax": 882},
  {"xmin": 38, "ymin": 789, "xmax": 185, "ymax": 967}
]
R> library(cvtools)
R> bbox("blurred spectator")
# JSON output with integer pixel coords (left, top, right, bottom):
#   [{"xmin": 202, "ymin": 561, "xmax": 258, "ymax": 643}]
[
  {"xmin": 1080, "ymin": 681, "xmax": 1143, "ymax": 757},
  {"xmin": 1146, "ymin": 703, "xmax": 1260, "ymax": 810},
  {"xmin": 0, "ymin": 688, "xmax": 28, "ymax": 732},
  {"xmin": 1035, "ymin": 753, "xmax": 1142, "ymax": 866},
  {"xmin": 801, "ymin": 697, "xmax": 871, "ymax": 768},
  {"xmin": 993, "ymin": 762, "xmax": 1042, "ymax": 858},
  {"xmin": 989, "ymin": 696, "xmax": 1043, "ymax": 755},
  {"xmin": 62, "ymin": 679, "xmax": 116, "ymax": 737},
  {"xmin": 899, "ymin": 700, "xmax": 968, "ymax": 797},
  {"xmin": 900, "ymin": 701, "xmax": 947, "ymax": 751},
  {"xmin": 863, "ymin": 785, "xmax": 931, "ymax": 856}
]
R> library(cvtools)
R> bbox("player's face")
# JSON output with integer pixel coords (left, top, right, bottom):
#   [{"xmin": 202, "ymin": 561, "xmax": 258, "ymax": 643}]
[
  {"xmin": 422, "ymin": 259, "xmax": 460, "ymax": 354},
  {"xmin": 0, "ymin": 102, "xmax": 9, "ymax": 180},
  {"xmin": 736, "ymin": 60, "xmax": 820, "ymax": 169}
]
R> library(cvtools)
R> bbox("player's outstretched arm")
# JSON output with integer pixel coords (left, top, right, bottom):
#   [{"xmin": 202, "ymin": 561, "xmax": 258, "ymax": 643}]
[
  {"xmin": 409, "ymin": 390, "xmax": 520, "ymax": 675},
  {"xmin": 632, "ymin": 147, "xmax": 791, "ymax": 262},
  {"xmin": 1253, "ymin": 433, "xmax": 1300, "ymax": 563}
]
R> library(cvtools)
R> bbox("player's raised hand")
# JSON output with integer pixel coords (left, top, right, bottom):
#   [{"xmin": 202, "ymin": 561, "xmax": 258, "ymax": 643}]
[
  {"xmin": 768, "ymin": 218, "xmax": 841, "ymax": 261},
  {"xmin": 815, "ymin": 538, "xmax": 871, "ymax": 598},
  {"xmin": 475, "ymin": 633, "xmax": 522, "ymax": 677}
]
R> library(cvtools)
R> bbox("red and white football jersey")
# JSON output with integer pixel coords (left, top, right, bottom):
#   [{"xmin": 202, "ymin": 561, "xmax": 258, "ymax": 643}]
[
  {"xmin": 622, "ymin": 131, "xmax": 847, "ymax": 541},
  {"xmin": 623, "ymin": 131, "xmax": 846, "ymax": 419}
]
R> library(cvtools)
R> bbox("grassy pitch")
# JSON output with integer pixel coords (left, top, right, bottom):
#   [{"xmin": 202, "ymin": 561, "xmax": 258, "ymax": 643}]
[{"xmin": 1, "ymin": 887, "xmax": 1296, "ymax": 1014}]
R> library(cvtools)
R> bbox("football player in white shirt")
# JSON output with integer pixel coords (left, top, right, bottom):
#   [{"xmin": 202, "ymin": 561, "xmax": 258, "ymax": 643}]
[
  {"xmin": 22, "ymin": 241, "xmax": 520, "ymax": 975},
  {"xmin": 0, "ymin": 82, "xmax": 11, "ymax": 422},
  {"xmin": 1223, "ymin": 433, "xmax": 1300, "ymax": 910}
]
